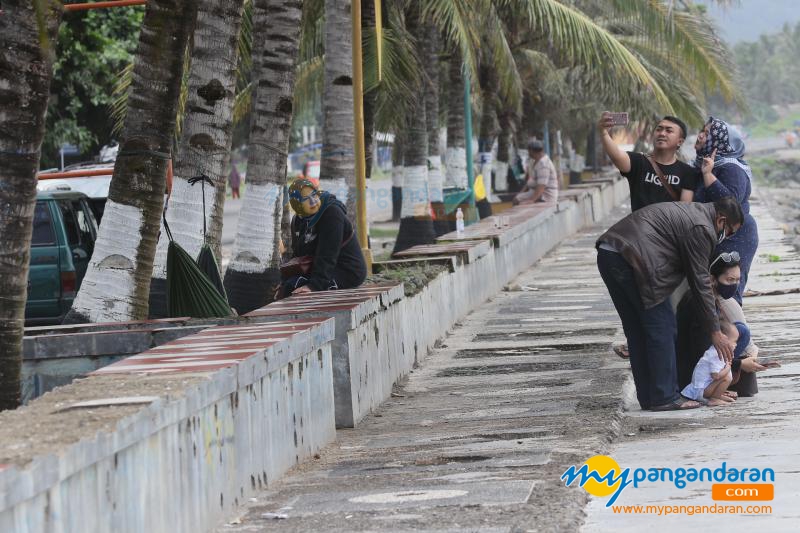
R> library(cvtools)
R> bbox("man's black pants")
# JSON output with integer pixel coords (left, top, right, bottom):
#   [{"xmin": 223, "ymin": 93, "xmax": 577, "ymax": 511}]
[{"xmin": 597, "ymin": 249, "xmax": 680, "ymax": 409}]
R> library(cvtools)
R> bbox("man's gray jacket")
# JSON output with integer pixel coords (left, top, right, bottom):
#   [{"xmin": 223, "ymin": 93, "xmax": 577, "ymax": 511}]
[{"xmin": 597, "ymin": 202, "xmax": 720, "ymax": 334}]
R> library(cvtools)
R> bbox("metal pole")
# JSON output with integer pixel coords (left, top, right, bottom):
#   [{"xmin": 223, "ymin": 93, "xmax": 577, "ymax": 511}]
[
  {"xmin": 543, "ymin": 120, "xmax": 551, "ymax": 157},
  {"xmin": 64, "ymin": 0, "xmax": 147, "ymax": 11},
  {"xmin": 352, "ymin": 0, "xmax": 372, "ymax": 272},
  {"xmin": 38, "ymin": 168, "xmax": 113, "ymax": 180},
  {"xmin": 463, "ymin": 66, "xmax": 475, "ymax": 208},
  {"xmin": 374, "ymin": 0, "xmax": 383, "ymax": 82}
]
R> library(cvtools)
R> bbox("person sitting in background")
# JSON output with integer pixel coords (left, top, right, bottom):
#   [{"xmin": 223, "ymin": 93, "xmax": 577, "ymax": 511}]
[
  {"xmin": 275, "ymin": 178, "xmax": 366, "ymax": 299},
  {"xmin": 512, "ymin": 139, "xmax": 558, "ymax": 205},
  {"xmin": 681, "ymin": 320, "xmax": 739, "ymax": 407}
]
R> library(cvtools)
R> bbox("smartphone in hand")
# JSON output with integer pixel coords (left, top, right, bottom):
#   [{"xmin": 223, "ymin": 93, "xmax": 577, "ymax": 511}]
[{"xmin": 609, "ymin": 112, "xmax": 629, "ymax": 126}]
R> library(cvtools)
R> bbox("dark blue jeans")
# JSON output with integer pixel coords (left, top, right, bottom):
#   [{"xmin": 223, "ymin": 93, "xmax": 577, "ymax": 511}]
[{"xmin": 597, "ymin": 249, "xmax": 680, "ymax": 409}]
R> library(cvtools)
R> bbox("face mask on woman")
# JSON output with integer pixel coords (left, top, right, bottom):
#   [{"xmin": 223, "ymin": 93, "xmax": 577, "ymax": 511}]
[{"xmin": 717, "ymin": 282, "xmax": 738, "ymax": 300}]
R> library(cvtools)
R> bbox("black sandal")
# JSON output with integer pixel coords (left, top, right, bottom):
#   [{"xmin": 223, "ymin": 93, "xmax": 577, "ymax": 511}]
[
  {"xmin": 613, "ymin": 343, "xmax": 630, "ymax": 359},
  {"xmin": 650, "ymin": 397, "xmax": 701, "ymax": 411}
]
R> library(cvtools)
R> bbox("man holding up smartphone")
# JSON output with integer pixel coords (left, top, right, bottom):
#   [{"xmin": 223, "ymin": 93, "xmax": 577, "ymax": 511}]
[{"xmin": 598, "ymin": 112, "xmax": 699, "ymax": 211}]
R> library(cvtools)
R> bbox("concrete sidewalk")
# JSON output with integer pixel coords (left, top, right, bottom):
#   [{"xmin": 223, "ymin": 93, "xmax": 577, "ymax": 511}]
[
  {"xmin": 218, "ymin": 205, "xmax": 633, "ymax": 532},
  {"xmin": 218, "ymin": 196, "xmax": 799, "ymax": 532},
  {"xmin": 582, "ymin": 196, "xmax": 800, "ymax": 532}
]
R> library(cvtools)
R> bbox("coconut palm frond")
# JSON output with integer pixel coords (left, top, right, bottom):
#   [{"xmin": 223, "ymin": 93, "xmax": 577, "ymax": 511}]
[
  {"xmin": 500, "ymin": 0, "xmax": 673, "ymax": 112},
  {"xmin": 371, "ymin": 28, "xmax": 424, "ymax": 133},
  {"xmin": 293, "ymin": 55, "xmax": 324, "ymax": 120},
  {"xmin": 480, "ymin": 3, "xmax": 523, "ymax": 112},
  {"xmin": 232, "ymin": 82, "xmax": 252, "ymax": 126},
  {"xmin": 364, "ymin": 27, "xmax": 419, "ymax": 95},
  {"xmin": 110, "ymin": 62, "xmax": 134, "ymax": 137},
  {"xmin": 299, "ymin": 0, "xmax": 325, "ymax": 64},
  {"xmin": 174, "ymin": 44, "xmax": 192, "ymax": 142},
  {"xmin": 669, "ymin": 6, "xmax": 742, "ymax": 105},
  {"xmin": 597, "ymin": 0, "xmax": 741, "ymax": 106},
  {"xmin": 365, "ymin": 2, "xmax": 425, "ymax": 134},
  {"xmin": 238, "ymin": 0, "xmax": 253, "ymax": 79},
  {"xmin": 420, "ymin": 0, "xmax": 481, "ymax": 80},
  {"xmin": 616, "ymin": 34, "xmax": 708, "ymax": 123},
  {"xmin": 515, "ymin": 48, "xmax": 558, "ymax": 77}
]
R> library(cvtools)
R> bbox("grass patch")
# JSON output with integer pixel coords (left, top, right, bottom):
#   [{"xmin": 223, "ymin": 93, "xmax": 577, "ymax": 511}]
[
  {"xmin": 370, "ymin": 227, "xmax": 399, "ymax": 239},
  {"xmin": 749, "ymin": 110, "xmax": 800, "ymax": 139},
  {"xmin": 748, "ymin": 155, "xmax": 799, "ymax": 187},
  {"xmin": 367, "ymin": 263, "xmax": 448, "ymax": 296},
  {"xmin": 760, "ymin": 253, "xmax": 783, "ymax": 263}
]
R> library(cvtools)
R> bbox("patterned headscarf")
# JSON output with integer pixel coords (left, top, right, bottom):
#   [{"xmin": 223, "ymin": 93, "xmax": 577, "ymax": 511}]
[
  {"xmin": 288, "ymin": 178, "xmax": 332, "ymax": 226},
  {"xmin": 695, "ymin": 116, "xmax": 752, "ymax": 178}
]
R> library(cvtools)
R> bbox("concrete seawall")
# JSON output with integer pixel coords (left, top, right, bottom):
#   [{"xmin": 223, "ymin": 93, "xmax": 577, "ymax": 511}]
[
  {"xmin": 2, "ymin": 320, "xmax": 337, "ymax": 533},
  {"xmin": 7, "ymin": 175, "xmax": 630, "ymax": 532}
]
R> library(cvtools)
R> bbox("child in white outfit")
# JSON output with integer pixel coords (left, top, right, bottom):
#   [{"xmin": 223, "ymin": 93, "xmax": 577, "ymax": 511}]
[{"xmin": 681, "ymin": 321, "xmax": 739, "ymax": 407}]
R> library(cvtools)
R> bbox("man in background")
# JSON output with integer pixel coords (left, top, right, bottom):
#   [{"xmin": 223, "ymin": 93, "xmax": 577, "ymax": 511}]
[{"xmin": 513, "ymin": 139, "xmax": 559, "ymax": 206}]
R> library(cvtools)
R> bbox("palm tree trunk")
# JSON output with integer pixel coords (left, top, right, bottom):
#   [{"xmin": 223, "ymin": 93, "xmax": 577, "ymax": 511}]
[
  {"xmin": 392, "ymin": 4, "xmax": 434, "ymax": 254},
  {"xmin": 149, "ymin": 0, "xmax": 247, "ymax": 319},
  {"xmin": 0, "ymin": 0, "xmax": 62, "ymax": 411},
  {"xmin": 390, "ymin": 127, "xmax": 404, "ymax": 222},
  {"xmin": 320, "ymin": 0, "xmax": 357, "ymax": 226},
  {"xmin": 423, "ymin": 24, "xmax": 448, "ymax": 236},
  {"xmin": 66, "ymin": 0, "xmax": 198, "ymax": 323},
  {"xmin": 362, "ymin": 0, "xmax": 376, "ymax": 181},
  {"xmin": 478, "ymin": 54, "xmax": 499, "ymax": 196},
  {"xmin": 494, "ymin": 111, "xmax": 512, "ymax": 192},
  {"xmin": 445, "ymin": 50, "xmax": 468, "ymax": 189},
  {"xmin": 223, "ymin": 0, "xmax": 303, "ymax": 315}
]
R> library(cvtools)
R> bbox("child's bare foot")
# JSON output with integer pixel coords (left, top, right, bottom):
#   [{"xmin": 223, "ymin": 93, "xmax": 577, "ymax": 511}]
[
  {"xmin": 723, "ymin": 390, "xmax": 738, "ymax": 399},
  {"xmin": 708, "ymin": 397, "xmax": 734, "ymax": 407},
  {"xmin": 721, "ymin": 394, "xmax": 736, "ymax": 403}
]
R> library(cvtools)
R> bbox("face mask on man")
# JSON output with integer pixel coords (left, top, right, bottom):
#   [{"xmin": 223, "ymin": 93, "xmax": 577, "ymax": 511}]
[
  {"xmin": 717, "ymin": 282, "xmax": 738, "ymax": 300},
  {"xmin": 716, "ymin": 217, "xmax": 729, "ymax": 244}
]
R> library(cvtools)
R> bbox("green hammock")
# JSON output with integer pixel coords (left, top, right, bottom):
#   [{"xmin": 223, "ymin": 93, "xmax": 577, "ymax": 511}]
[
  {"xmin": 164, "ymin": 174, "xmax": 232, "ymax": 318},
  {"xmin": 166, "ymin": 239, "xmax": 232, "ymax": 318},
  {"xmin": 196, "ymin": 243, "xmax": 227, "ymax": 299}
]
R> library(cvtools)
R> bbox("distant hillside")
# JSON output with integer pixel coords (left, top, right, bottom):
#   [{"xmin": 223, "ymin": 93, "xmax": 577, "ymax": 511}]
[{"xmin": 703, "ymin": 0, "xmax": 800, "ymax": 43}]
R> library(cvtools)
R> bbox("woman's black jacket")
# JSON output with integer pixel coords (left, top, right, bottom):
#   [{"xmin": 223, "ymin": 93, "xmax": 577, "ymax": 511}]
[{"xmin": 291, "ymin": 196, "xmax": 367, "ymax": 291}]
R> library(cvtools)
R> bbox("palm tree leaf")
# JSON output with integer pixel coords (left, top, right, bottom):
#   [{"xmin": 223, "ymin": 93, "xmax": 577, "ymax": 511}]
[
  {"xmin": 601, "ymin": 0, "xmax": 743, "ymax": 106},
  {"xmin": 420, "ymin": 0, "xmax": 481, "ymax": 80},
  {"xmin": 496, "ymin": 0, "xmax": 674, "ymax": 111}
]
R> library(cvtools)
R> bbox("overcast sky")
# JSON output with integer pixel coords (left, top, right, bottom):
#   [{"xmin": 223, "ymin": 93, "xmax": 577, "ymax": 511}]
[{"xmin": 701, "ymin": 0, "xmax": 800, "ymax": 43}]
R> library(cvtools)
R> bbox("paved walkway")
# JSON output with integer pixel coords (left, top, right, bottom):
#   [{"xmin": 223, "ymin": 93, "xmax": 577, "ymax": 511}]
[
  {"xmin": 219, "ymin": 206, "xmax": 632, "ymax": 532},
  {"xmin": 219, "ymin": 195, "xmax": 799, "ymax": 532}
]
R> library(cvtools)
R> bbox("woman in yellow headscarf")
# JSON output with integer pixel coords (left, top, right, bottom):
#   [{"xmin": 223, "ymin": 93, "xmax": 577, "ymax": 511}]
[{"xmin": 276, "ymin": 179, "xmax": 366, "ymax": 299}]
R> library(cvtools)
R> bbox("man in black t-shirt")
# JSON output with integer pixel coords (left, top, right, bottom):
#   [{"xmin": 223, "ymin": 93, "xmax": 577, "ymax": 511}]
[{"xmin": 598, "ymin": 113, "xmax": 700, "ymax": 211}]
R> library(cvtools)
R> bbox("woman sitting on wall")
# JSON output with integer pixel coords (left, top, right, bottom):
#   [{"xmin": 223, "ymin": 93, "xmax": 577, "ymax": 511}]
[{"xmin": 275, "ymin": 178, "xmax": 367, "ymax": 299}]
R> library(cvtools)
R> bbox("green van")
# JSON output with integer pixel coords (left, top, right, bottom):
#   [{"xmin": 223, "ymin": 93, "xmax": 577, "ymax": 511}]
[{"xmin": 26, "ymin": 191, "xmax": 98, "ymax": 325}]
